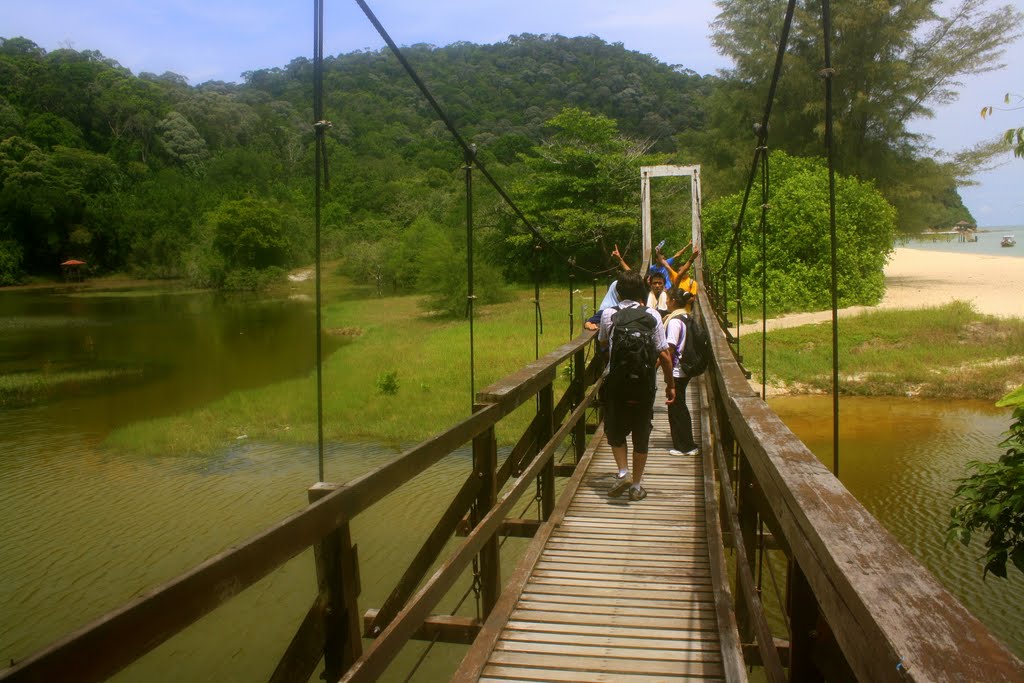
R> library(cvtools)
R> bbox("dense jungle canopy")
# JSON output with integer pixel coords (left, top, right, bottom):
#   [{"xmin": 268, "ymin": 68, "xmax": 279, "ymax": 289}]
[{"xmin": 1, "ymin": 1, "xmax": 1017, "ymax": 292}]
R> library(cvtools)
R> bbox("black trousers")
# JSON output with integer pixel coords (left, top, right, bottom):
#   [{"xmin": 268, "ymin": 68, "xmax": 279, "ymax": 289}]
[{"xmin": 667, "ymin": 376, "xmax": 697, "ymax": 451}]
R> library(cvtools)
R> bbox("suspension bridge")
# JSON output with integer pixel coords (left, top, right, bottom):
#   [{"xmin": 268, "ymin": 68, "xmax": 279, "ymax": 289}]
[{"xmin": 4, "ymin": 0, "xmax": 1024, "ymax": 681}]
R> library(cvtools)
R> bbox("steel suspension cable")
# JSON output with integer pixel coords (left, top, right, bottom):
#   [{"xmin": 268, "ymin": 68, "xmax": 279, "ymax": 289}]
[
  {"xmin": 821, "ymin": 0, "xmax": 840, "ymax": 476},
  {"xmin": 312, "ymin": 0, "xmax": 327, "ymax": 481},
  {"xmin": 760, "ymin": 146, "xmax": 770, "ymax": 399},
  {"xmin": 712, "ymin": 0, "xmax": 798, "ymax": 296},
  {"xmin": 352, "ymin": 0, "xmax": 607, "ymax": 277}
]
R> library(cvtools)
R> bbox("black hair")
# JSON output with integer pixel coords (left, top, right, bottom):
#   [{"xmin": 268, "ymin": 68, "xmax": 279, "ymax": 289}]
[
  {"xmin": 615, "ymin": 271, "xmax": 648, "ymax": 302},
  {"xmin": 669, "ymin": 288, "xmax": 693, "ymax": 306}
]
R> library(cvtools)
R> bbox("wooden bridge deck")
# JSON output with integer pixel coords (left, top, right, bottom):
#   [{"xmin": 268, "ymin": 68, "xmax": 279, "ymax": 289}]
[{"xmin": 460, "ymin": 381, "xmax": 742, "ymax": 682}]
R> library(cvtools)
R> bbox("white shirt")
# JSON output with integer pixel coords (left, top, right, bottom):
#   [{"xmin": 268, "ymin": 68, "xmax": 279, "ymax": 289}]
[
  {"xmin": 665, "ymin": 314, "xmax": 688, "ymax": 379},
  {"xmin": 646, "ymin": 290, "xmax": 668, "ymax": 311}
]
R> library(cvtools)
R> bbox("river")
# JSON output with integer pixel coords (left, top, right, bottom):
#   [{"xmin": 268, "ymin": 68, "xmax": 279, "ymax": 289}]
[{"xmin": 0, "ymin": 285, "xmax": 1021, "ymax": 680}]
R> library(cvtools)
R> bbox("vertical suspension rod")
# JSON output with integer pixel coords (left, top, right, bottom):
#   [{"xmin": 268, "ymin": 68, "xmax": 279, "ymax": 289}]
[
  {"xmin": 465, "ymin": 145, "xmax": 477, "ymax": 411},
  {"xmin": 312, "ymin": 0, "xmax": 326, "ymax": 481},
  {"xmin": 822, "ymin": 0, "xmax": 840, "ymax": 476}
]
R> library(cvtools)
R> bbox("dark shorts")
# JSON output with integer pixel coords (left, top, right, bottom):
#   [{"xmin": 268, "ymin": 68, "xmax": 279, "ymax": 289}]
[{"xmin": 604, "ymin": 394, "xmax": 655, "ymax": 453}]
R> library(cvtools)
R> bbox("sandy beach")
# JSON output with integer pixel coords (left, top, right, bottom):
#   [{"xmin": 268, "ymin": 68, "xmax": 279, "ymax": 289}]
[{"xmin": 747, "ymin": 247, "xmax": 1024, "ymax": 333}]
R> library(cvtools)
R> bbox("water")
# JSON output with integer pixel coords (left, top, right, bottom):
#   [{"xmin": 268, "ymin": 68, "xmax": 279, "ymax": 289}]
[
  {"xmin": 900, "ymin": 225, "xmax": 1023, "ymax": 257},
  {"xmin": 0, "ymin": 285, "xmax": 523, "ymax": 681},
  {"xmin": 770, "ymin": 396, "xmax": 1024, "ymax": 658},
  {"xmin": 2, "ymin": 286, "xmax": 1021, "ymax": 678}
]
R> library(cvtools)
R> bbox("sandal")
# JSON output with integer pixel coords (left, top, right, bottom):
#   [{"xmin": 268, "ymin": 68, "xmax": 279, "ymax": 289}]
[{"xmin": 629, "ymin": 485, "xmax": 647, "ymax": 501}]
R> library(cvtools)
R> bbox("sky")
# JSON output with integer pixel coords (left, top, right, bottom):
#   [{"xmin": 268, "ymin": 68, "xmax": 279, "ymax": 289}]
[{"xmin": 3, "ymin": 0, "xmax": 1022, "ymax": 227}]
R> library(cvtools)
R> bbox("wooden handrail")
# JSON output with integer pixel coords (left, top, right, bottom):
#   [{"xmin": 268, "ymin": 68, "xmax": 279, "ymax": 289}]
[{"xmin": 697, "ymin": 287, "xmax": 1024, "ymax": 681}]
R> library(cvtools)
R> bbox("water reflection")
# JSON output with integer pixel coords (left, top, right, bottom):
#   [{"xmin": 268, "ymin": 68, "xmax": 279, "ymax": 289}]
[
  {"xmin": 0, "ymin": 287, "xmax": 340, "ymax": 430},
  {"xmin": 770, "ymin": 395, "xmax": 1024, "ymax": 658}
]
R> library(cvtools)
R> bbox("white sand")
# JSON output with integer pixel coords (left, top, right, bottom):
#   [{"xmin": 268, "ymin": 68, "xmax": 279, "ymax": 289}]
[
  {"xmin": 742, "ymin": 247, "xmax": 1024, "ymax": 334},
  {"xmin": 880, "ymin": 247, "xmax": 1024, "ymax": 317}
]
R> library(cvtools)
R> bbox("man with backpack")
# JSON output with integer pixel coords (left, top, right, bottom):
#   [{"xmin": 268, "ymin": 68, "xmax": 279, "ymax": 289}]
[
  {"xmin": 663, "ymin": 288, "xmax": 710, "ymax": 456},
  {"xmin": 598, "ymin": 272, "xmax": 675, "ymax": 502}
]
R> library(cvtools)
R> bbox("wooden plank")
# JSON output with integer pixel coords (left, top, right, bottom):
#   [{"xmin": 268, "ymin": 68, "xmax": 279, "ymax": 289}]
[
  {"xmin": 517, "ymin": 591, "xmax": 713, "ymax": 611},
  {"xmin": 509, "ymin": 609, "xmax": 717, "ymax": 632},
  {"xmin": 487, "ymin": 650, "xmax": 725, "ymax": 677},
  {"xmin": 481, "ymin": 667, "xmax": 722, "ymax": 683},
  {"xmin": 494, "ymin": 638, "xmax": 723, "ymax": 663},
  {"xmin": 503, "ymin": 619, "xmax": 720, "ymax": 642},
  {"xmin": 499, "ymin": 628, "xmax": 723, "ymax": 652},
  {"xmin": 451, "ymin": 419, "xmax": 605, "ymax": 683},
  {"xmin": 514, "ymin": 599, "xmax": 716, "ymax": 620},
  {"xmin": 339, "ymin": 385, "xmax": 599, "ymax": 683}
]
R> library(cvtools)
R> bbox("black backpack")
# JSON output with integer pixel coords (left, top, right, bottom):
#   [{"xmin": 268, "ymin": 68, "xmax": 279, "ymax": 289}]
[
  {"xmin": 679, "ymin": 314, "xmax": 711, "ymax": 378},
  {"xmin": 607, "ymin": 305, "xmax": 658, "ymax": 404}
]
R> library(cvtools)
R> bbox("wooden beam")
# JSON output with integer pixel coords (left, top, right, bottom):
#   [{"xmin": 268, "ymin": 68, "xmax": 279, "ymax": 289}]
[
  {"xmin": 362, "ymin": 611, "xmax": 479, "ymax": 646},
  {"xmin": 366, "ymin": 473, "xmax": 480, "ymax": 636},
  {"xmin": 452, "ymin": 411, "xmax": 604, "ymax": 683},
  {"xmin": 455, "ymin": 518, "xmax": 541, "ymax": 539},
  {"xmin": 338, "ymin": 386, "xmax": 599, "ymax": 683},
  {"xmin": 699, "ymin": 286, "xmax": 1024, "ymax": 682},
  {"xmin": 697, "ymin": 376, "xmax": 748, "ymax": 683},
  {"xmin": 268, "ymin": 598, "xmax": 326, "ymax": 683}
]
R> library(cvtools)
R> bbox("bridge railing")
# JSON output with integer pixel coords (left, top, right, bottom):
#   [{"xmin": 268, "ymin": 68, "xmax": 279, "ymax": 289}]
[
  {"xmin": 697, "ymin": 286, "xmax": 1024, "ymax": 682},
  {"xmin": 0, "ymin": 332, "xmax": 604, "ymax": 683}
]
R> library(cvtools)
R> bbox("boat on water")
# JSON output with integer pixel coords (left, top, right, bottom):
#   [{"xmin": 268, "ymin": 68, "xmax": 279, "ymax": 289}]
[{"xmin": 1001, "ymin": 235, "xmax": 1017, "ymax": 247}]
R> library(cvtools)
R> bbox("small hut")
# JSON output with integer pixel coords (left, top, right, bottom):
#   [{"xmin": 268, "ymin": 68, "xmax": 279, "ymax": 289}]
[
  {"xmin": 954, "ymin": 220, "xmax": 977, "ymax": 242},
  {"xmin": 61, "ymin": 259, "xmax": 86, "ymax": 282}
]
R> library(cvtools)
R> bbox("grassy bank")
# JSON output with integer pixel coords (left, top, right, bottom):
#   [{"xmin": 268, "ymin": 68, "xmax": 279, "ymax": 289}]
[
  {"xmin": 742, "ymin": 302, "xmax": 1024, "ymax": 399},
  {"xmin": 106, "ymin": 279, "xmax": 584, "ymax": 456}
]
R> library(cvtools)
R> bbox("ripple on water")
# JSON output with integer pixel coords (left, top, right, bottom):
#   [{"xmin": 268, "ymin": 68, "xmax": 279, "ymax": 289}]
[{"xmin": 770, "ymin": 396, "xmax": 1024, "ymax": 658}]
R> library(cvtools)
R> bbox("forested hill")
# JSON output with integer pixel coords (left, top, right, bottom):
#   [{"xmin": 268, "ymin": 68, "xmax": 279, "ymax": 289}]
[
  {"xmin": 246, "ymin": 34, "xmax": 712, "ymax": 155},
  {"xmin": 0, "ymin": 33, "xmax": 713, "ymax": 287}
]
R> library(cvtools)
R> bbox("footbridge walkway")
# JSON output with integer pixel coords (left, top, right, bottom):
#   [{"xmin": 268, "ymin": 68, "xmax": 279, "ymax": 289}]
[{"xmin": 4, "ymin": 287, "xmax": 1022, "ymax": 683}]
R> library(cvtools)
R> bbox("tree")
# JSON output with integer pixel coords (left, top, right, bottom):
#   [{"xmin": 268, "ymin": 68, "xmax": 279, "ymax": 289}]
[
  {"xmin": 981, "ymin": 92, "xmax": 1024, "ymax": 158},
  {"xmin": 210, "ymin": 196, "xmax": 290, "ymax": 271},
  {"xmin": 156, "ymin": 111, "xmax": 209, "ymax": 173},
  {"xmin": 698, "ymin": 0, "xmax": 1023, "ymax": 229},
  {"xmin": 702, "ymin": 151, "xmax": 896, "ymax": 314},
  {"xmin": 949, "ymin": 384, "xmax": 1024, "ymax": 578},
  {"xmin": 502, "ymin": 107, "xmax": 666, "ymax": 279}
]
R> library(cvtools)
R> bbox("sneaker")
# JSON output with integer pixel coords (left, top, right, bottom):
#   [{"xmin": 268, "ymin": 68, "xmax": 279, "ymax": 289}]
[
  {"xmin": 629, "ymin": 485, "xmax": 647, "ymax": 501},
  {"xmin": 668, "ymin": 449, "xmax": 684, "ymax": 456},
  {"xmin": 608, "ymin": 477, "xmax": 632, "ymax": 498},
  {"xmin": 683, "ymin": 447, "xmax": 700, "ymax": 456}
]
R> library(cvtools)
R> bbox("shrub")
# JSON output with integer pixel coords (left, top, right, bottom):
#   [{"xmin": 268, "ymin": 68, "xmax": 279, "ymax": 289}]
[{"xmin": 703, "ymin": 152, "xmax": 896, "ymax": 315}]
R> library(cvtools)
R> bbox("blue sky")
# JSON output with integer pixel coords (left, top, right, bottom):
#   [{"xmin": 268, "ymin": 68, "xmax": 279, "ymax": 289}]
[{"xmin": 3, "ymin": 0, "xmax": 1022, "ymax": 226}]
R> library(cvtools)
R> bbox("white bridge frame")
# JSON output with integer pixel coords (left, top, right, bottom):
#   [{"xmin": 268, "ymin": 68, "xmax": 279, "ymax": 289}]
[{"xmin": 639, "ymin": 164, "xmax": 702, "ymax": 275}]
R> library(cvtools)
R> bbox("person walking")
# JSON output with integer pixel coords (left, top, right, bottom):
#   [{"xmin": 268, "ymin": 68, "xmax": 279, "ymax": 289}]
[{"xmin": 598, "ymin": 271, "xmax": 675, "ymax": 501}]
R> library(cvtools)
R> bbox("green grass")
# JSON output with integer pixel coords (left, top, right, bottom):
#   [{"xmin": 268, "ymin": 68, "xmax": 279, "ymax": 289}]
[
  {"xmin": 106, "ymin": 282, "xmax": 580, "ymax": 456},
  {"xmin": 0, "ymin": 368, "xmax": 143, "ymax": 407},
  {"xmin": 742, "ymin": 302, "xmax": 1024, "ymax": 399}
]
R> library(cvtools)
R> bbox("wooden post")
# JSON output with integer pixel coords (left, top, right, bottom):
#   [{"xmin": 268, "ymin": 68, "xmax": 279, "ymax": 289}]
[
  {"xmin": 572, "ymin": 348, "xmax": 587, "ymax": 464},
  {"xmin": 308, "ymin": 483, "xmax": 362, "ymax": 681},
  {"xmin": 537, "ymin": 383, "xmax": 556, "ymax": 519},
  {"xmin": 788, "ymin": 560, "xmax": 825, "ymax": 683},
  {"xmin": 472, "ymin": 418, "xmax": 500, "ymax": 617},
  {"xmin": 736, "ymin": 449, "xmax": 758, "ymax": 643}
]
